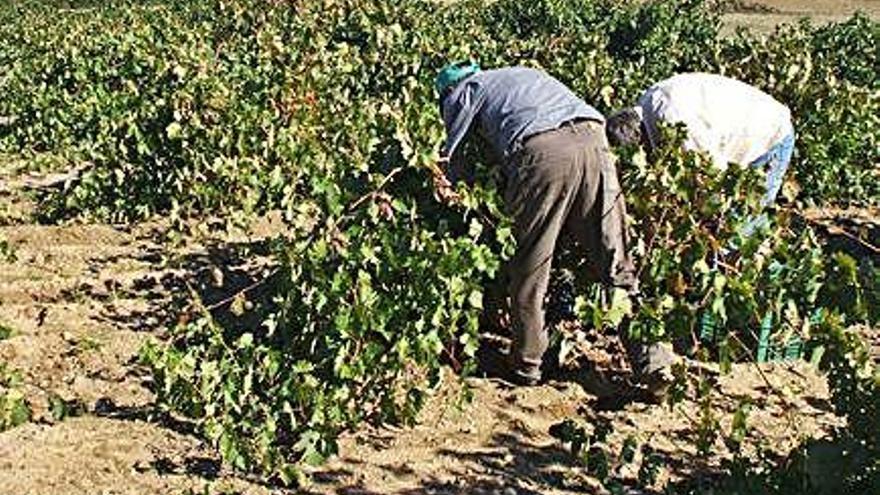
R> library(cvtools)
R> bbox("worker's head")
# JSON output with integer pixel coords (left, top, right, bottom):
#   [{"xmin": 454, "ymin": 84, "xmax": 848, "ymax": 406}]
[
  {"xmin": 606, "ymin": 107, "xmax": 644, "ymax": 148},
  {"xmin": 435, "ymin": 60, "xmax": 481, "ymax": 103}
]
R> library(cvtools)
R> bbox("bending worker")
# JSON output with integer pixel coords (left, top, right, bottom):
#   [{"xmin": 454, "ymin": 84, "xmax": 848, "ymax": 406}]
[
  {"xmin": 606, "ymin": 72, "xmax": 795, "ymax": 208},
  {"xmin": 433, "ymin": 61, "xmax": 671, "ymax": 387}
]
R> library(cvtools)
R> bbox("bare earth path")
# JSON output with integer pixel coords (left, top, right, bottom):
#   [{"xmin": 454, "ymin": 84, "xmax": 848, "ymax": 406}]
[{"xmin": 723, "ymin": 0, "xmax": 880, "ymax": 32}]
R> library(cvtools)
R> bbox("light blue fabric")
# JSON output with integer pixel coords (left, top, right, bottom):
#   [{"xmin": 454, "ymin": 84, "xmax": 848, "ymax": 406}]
[
  {"xmin": 439, "ymin": 67, "xmax": 604, "ymax": 182},
  {"xmin": 750, "ymin": 132, "xmax": 795, "ymax": 206},
  {"xmin": 739, "ymin": 133, "xmax": 795, "ymax": 237}
]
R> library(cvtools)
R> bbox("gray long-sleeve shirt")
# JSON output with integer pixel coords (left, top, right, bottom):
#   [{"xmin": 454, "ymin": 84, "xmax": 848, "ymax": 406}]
[{"xmin": 440, "ymin": 67, "xmax": 604, "ymax": 181}]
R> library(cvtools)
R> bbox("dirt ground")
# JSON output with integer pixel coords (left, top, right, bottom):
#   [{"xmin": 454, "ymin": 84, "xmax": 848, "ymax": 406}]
[
  {"xmin": 1, "ymin": 4, "xmax": 879, "ymax": 493},
  {"xmin": 722, "ymin": 0, "xmax": 880, "ymax": 32},
  {"xmin": 1, "ymin": 168, "xmax": 876, "ymax": 495},
  {"xmin": 0, "ymin": 194, "xmax": 851, "ymax": 495}
]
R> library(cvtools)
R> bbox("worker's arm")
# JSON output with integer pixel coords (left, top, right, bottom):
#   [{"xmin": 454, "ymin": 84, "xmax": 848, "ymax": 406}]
[
  {"xmin": 439, "ymin": 81, "xmax": 484, "ymax": 183},
  {"xmin": 433, "ymin": 81, "xmax": 484, "ymax": 203}
]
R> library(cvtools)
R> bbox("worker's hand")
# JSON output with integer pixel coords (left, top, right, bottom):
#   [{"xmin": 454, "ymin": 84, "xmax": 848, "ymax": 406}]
[{"xmin": 432, "ymin": 166, "xmax": 461, "ymax": 204}]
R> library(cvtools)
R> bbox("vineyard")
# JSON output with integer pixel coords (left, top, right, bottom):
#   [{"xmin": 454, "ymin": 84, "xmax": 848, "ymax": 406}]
[{"xmin": 0, "ymin": 0, "xmax": 878, "ymax": 493}]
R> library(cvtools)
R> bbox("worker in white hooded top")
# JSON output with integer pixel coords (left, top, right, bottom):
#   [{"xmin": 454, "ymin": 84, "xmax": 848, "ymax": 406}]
[{"xmin": 606, "ymin": 72, "xmax": 795, "ymax": 209}]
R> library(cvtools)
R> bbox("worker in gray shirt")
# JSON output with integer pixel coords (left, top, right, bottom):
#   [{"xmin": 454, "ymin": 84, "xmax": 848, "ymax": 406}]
[{"xmin": 433, "ymin": 62, "xmax": 655, "ymax": 386}]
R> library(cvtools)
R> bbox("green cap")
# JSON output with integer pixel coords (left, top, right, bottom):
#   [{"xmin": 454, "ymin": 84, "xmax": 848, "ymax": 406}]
[{"xmin": 435, "ymin": 60, "xmax": 481, "ymax": 95}]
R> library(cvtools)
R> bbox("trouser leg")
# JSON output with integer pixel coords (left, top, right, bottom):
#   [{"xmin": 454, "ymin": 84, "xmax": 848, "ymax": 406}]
[
  {"xmin": 761, "ymin": 133, "xmax": 795, "ymax": 207},
  {"xmin": 505, "ymin": 121, "xmax": 643, "ymax": 377},
  {"xmin": 564, "ymin": 122, "xmax": 638, "ymax": 292},
  {"xmin": 563, "ymin": 123, "xmax": 677, "ymax": 377},
  {"xmin": 741, "ymin": 133, "xmax": 796, "ymax": 237},
  {"xmin": 504, "ymin": 132, "xmax": 583, "ymax": 375}
]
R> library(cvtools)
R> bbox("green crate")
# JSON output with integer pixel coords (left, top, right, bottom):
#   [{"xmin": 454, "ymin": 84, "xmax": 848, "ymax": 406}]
[{"xmin": 699, "ymin": 311, "xmax": 812, "ymax": 363}]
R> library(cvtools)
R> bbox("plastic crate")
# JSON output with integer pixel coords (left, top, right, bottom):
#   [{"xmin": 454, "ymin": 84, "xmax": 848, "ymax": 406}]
[{"xmin": 699, "ymin": 311, "xmax": 809, "ymax": 363}]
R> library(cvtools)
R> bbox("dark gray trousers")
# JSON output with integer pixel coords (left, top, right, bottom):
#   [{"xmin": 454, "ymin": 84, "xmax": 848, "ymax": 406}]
[{"xmin": 504, "ymin": 120, "xmax": 637, "ymax": 372}]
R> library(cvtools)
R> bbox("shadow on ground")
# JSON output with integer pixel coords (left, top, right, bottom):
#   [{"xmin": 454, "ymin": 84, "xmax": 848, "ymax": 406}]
[
  {"xmin": 809, "ymin": 212, "xmax": 880, "ymax": 263},
  {"xmin": 83, "ymin": 228, "xmax": 281, "ymax": 336},
  {"xmin": 308, "ymin": 431, "xmax": 587, "ymax": 495},
  {"xmin": 35, "ymin": 223, "xmax": 292, "ymax": 491}
]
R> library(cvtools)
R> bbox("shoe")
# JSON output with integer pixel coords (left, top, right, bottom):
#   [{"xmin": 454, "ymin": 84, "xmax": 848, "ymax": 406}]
[
  {"xmin": 477, "ymin": 342, "xmax": 541, "ymax": 386},
  {"xmin": 626, "ymin": 341, "xmax": 679, "ymax": 403},
  {"xmin": 641, "ymin": 366, "xmax": 674, "ymax": 403},
  {"xmin": 641, "ymin": 342, "xmax": 678, "ymax": 376},
  {"xmin": 508, "ymin": 365, "xmax": 542, "ymax": 386}
]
